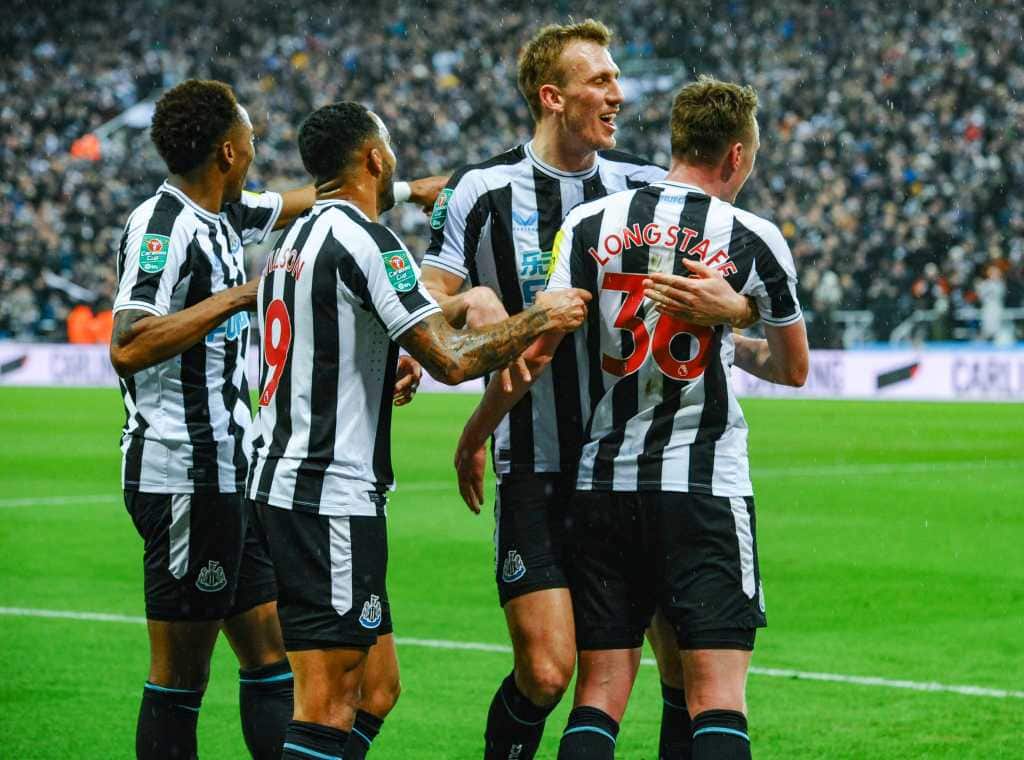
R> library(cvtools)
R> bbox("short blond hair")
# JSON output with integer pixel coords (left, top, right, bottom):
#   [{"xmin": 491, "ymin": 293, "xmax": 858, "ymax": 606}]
[
  {"xmin": 670, "ymin": 75, "xmax": 759, "ymax": 165},
  {"xmin": 517, "ymin": 19, "xmax": 613, "ymax": 121}
]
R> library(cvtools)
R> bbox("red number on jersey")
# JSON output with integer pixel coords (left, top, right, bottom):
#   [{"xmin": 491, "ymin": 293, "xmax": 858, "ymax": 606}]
[
  {"xmin": 600, "ymin": 272, "xmax": 713, "ymax": 380},
  {"xmin": 259, "ymin": 298, "xmax": 292, "ymax": 407}
]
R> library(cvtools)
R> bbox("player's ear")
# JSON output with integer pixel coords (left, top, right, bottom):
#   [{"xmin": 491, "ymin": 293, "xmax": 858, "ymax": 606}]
[
  {"xmin": 218, "ymin": 139, "xmax": 236, "ymax": 171},
  {"xmin": 538, "ymin": 84, "xmax": 564, "ymax": 115},
  {"xmin": 721, "ymin": 141, "xmax": 743, "ymax": 182},
  {"xmin": 367, "ymin": 145, "xmax": 384, "ymax": 178}
]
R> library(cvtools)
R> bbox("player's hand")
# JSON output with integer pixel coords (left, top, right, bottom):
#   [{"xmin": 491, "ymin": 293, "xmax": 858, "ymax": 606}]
[
  {"xmin": 643, "ymin": 260, "xmax": 752, "ymax": 327},
  {"xmin": 534, "ymin": 288, "xmax": 592, "ymax": 333},
  {"xmin": 464, "ymin": 287, "xmax": 530, "ymax": 392},
  {"xmin": 454, "ymin": 438, "xmax": 486, "ymax": 514},
  {"xmin": 393, "ymin": 355, "xmax": 422, "ymax": 406},
  {"xmin": 233, "ymin": 278, "xmax": 261, "ymax": 311},
  {"xmin": 408, "ymin": 175, "xmax": 450, "ymax": 215}
]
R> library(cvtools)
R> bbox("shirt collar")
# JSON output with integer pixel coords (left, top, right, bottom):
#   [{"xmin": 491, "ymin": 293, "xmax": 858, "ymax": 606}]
[
  {"xmin": 159, "ymin": 181, "xmax": 221, "ymax": 223},
  {"xmin": 524, "ymin": 141, "xmax": 600, "ymax": 180}
]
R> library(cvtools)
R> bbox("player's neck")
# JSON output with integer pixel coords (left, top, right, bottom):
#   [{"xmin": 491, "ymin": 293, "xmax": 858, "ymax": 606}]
[
  {"xmin": 327, "ymin": 178, "xmax": 379, "ymax": 221},
  {"xmin": 665, "ymin": 159, "xmax": 736, "ymax": 203},
  {"xmin": 167, "ymin": 173, "xmax": 226, "ymax": 215},
  {"xmin": 530, "ymin": 121, "xmax": 597, "ymax": 173}
]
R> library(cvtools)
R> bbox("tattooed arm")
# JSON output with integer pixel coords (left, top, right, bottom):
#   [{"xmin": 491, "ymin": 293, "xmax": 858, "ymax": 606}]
[
  {"xmin": 397, "ymin": 288, "xmax": 590, "ymax": 386},
  {"xmin": 109, "ymin": 279, "xmax": 258, "ymax": 377}
]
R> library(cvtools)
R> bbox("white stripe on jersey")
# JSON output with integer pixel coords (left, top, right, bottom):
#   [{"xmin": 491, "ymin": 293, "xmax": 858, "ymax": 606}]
[
  {"xmin": 548, "ymin": 180, "xmax": 803, "ymax": 496},
  {"xmin": 423, "ymin": 141, "xmax": 666, "ymax": 477},
  {"xmin": 248, "ymin": 201, "xmax": 441, "ymax": 517},
  {"xmin": 113, "ymin": 182, "xmax": 282, "ymax": 493}
]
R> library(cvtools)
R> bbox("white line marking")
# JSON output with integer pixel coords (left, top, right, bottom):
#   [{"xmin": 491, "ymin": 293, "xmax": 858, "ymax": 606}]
[
  {"xmin": 1, "ymin": 459, "xmax": 1016, "ymax": 510},
  {"xmin": 2, "ymin": 606, "xmax": 1021, "ymax": 700}
]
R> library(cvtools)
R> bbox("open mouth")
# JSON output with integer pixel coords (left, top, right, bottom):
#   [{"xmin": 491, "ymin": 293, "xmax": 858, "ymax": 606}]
[{"xmin": 599, "ymin": 112, "xmax": 618, "ymax": 130}]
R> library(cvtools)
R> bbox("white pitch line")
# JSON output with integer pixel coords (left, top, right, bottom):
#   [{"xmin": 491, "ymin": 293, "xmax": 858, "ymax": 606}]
[
  {"xmin": 2, "ymin": 606, "xmax": 1021, "ymax": 700},
  {"xmin": 1, "ymin": 459, "xmax": 1015, "ymax": 510}
]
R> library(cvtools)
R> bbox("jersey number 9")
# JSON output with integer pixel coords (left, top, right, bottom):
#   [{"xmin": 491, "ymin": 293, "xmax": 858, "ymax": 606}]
[{"xmin": 259, "ymin": 298, "xmax": 292, "ymax": 407}]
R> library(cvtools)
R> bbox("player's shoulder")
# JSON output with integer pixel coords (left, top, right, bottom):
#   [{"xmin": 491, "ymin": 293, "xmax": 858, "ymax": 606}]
[
  {"xmin": 323, "ymin": 201, "xmax": 405, "ymax": 254},
  {"xmin": 125, "ymin": 185, "xmax": 204, "ymax": 237},
  {"xmin": 597, "ymin": 148, "xmax": 660, "ymax": 169},
  {"xmin": 563, "ymin": 184, "xmax": 647, "ymax": 229},
  {"xmin": 448, "ymin": 145, "xmax": 528, "ymax": 190},
  {"xmin": 727, "ymin": 202, "xmax": 788, "ymax": 250}
]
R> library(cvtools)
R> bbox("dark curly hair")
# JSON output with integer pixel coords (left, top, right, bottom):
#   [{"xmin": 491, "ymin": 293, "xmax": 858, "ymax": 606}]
[
  {"xmin": 151, "ymin": 79, "xmax": 242, "ymax": 175},
  {"xmin": 298, "ymin": 102, "xmax": 380, "ymax": 185}
]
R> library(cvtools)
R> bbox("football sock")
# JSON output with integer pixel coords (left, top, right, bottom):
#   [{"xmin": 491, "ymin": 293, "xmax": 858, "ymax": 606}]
[
  {"xmin": 342, "ymin": 710, "xmax": 385, "ymax": 759},
  {"xmin": 556, "ymin": 705, "xmax": 619, "ymax": 760},
  {"xmin": 238, "ymin": 658, "xmax": 294, "ymax": 759},
  {"xmin": 691, "ymin": 710, "xmax": 750, "ymax": 760},
  {"xmin": 136, "ymin": 681, "xmax": 203, "ymax": 760},
  {"xmin": 484, "ymin": 671, "xmax": 559, "ymax": 759},
  {"xmin": 659, "ymin": 682, "xmax": 691, "ymax": 759},
  {"xmin": 281, "ymin": 720, "xmax": 349, "ymax": 760}
]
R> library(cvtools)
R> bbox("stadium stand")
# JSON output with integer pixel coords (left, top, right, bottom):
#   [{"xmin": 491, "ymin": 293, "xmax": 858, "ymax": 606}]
[{"xmin": 2, "ymin": 0, "xmax": 1022, "ymax": 345}]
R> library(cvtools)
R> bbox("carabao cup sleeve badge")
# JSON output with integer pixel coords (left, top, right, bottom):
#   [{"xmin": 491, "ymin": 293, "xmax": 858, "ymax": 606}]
[
  {"xmin": 430, "ymin": 187, "xmax": 453, "ymax": 230},
  {"xmin": 382, "ymin": 249, "xmax": 418, "ymax": 292},
  {"xmin": 139, "ymin": 234, "xmax": 170, "ymax": 273}
]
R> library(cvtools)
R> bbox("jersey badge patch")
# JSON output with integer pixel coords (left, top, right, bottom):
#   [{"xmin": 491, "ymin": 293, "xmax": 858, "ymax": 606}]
[
  {"xmin": 382, "ymin": 249, "xmax": 417, "ymax": 292},
  {"xmin": 139, "ymin": 234, "xmax": 170, "ymax": 273},
  {"xmin": 430, "ymin": 187, "xmax": 453, "ymax": 229}
]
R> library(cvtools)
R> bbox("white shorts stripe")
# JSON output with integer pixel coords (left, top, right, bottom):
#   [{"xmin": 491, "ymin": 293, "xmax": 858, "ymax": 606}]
[
  {"xmin": 168, "ymin": 494, "xmax": 191, "ymax": 580},
  {"xmin": 729, "ymin": 496, "xmax": 756, "ymax": 598},
  {"xmin": 329, "ymin": 516, "xmax": 353, "ymax": 617}
]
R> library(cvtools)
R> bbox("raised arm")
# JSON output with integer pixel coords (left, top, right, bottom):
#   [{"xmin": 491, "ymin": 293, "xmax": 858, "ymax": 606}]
[
  {"xmin": 110, "ymin": 279, "xmax": 258, "ymax": 377},
  {"xmin": 275, "ymin": 185, "xmax": 318, "ymax": 229},
  {"xmin": 732, "ymin": 320, "xmax": 809, "ymax": 387},
  {"xmin": 396, "ymin": 288, "xmax": 589, "ymax": 386}
]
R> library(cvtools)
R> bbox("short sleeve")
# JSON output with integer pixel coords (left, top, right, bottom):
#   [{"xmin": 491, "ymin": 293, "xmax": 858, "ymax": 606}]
[
  {"xmin": 738, "ymin": 219, "xmax": 803, "ymax": 326},
  {"xmin": 224, "ymin": 190, "xmax": 283, "ymax": 245},
  {"xmin": 112, "ymin": 204, "xmax": 192, "ymax": 317},
  {"xmin": 421, "ymin": 169, "xmax": 486, "ymax": 281},
  {"xmin": 333, "ymin": 221, "xmax": 442, "ymax": 340}
]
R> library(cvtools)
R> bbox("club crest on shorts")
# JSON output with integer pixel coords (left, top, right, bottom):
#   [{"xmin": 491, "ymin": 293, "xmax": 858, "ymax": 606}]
[
  {"xmin": 195, "ymin": 560, "xmax": 227, "ymax": 592},
  {"xmin": 381, "ymin": 249, "xmax": 417, "ymax": 292},
  {"xmin": 502, "ymin": 550, "xmax": 526, "ymax": 583},
  {"xmin": 359, "ymin": 594, "xmax": 382, "ymax": 629}
]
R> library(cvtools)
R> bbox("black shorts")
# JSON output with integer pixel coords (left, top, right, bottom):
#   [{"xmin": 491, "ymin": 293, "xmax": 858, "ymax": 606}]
[
  {"xmin": 494, "ymin": 472, "xmax": 575, "ymax": 606},
  {"xmin": 566, "ymin": 490, "xmax": 766, "ymax": 652},
  {"xmin": 125, "ymin": 490, "xmax": 277, "ymax": 622},
  {"xmin": 256, "ymin": 501, "xmax": 392, "ymax": 651}
]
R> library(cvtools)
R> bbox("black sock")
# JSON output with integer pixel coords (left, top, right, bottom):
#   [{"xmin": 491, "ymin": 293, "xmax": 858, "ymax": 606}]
[
  {"xmin": 136, "ymin": 682, "xmax": 203, "ymax": 760},
  {"xmin": 238, "ymin": 658, "xmax": 294, "ymax": 760},
  {"xmin": 484, "ymin": 671, "xmax": 559, "ymax": 760},
  {"xmin": 556, "ymin": 705, "xmax": 619, "ymax": 760},
  {"xmin": 691, "ymin": 710, "xmax": 750, "ymax": 760},
  {"xmin": 281, "ymin": 720, "xmax": 349, "ymax": 760},
  {"xmin": 343, "ymin": 710, "xmax": 385, "ymax": 759},
  {"xmin": 659, "ymin": 682, "xmax": 691, "ymax": 759}
]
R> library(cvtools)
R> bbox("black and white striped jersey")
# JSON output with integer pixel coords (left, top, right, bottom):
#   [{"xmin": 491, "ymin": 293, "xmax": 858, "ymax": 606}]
[
  {"xmin": 422, "ymin": 141, "xmax": 665, "ymax": 477},
  {"xmin": 113, "ymin": 181, "xmax": 283, "ymax": 493},
  {"xmin": 247, "ymin": 200, "xmax": 441, "ymax": 517},
  {"xmin": 546, "ymin": 180, "xmax": 803, "ymax": 495}
]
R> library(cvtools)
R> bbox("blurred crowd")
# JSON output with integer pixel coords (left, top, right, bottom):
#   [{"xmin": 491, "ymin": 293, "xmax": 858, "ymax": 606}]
[{"xmin": 2, "ymin": 0, "xmax": 1022, "ymax": 345}]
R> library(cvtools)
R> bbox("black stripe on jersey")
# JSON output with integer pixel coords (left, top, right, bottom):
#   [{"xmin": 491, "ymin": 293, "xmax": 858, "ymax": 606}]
[
  {"xmin": 591, "ymin": 187, "xmax": 664, "ymax": 487},
  {"xmin": 489, "ymin": 183, "xmax": 535, "ymax": 470},
  {"xmin": 535, "ymin": 169, "xmax": 584, "ymax": 469},
  {"xmin": 582, "ymin": 172, "xmax": 608, "ymax": 203},
  {"xmin": 425, "ymin": 147, "xmax": 525, "ymax": 269},
  {"xmin": 335, "ymin": 205, "xmax": 431, "ymax": 313},
  {"xmin": 569, "ymin": 208, "xmax": 606, "ymax": 431},
  {"xmin": 597, "ymin": 149, "xmax": 659, "ymax": 167},
  {"xmin": 256, "ymin": 214, "xmax": 326, "ymax": 504},
  {"xmin": 687, "ymin": 325, "xmax": 728, "ymax": 492},
  {"xmin": 637, "ymin": 192, "xmax": 712, "ymax": 487},
  {"xmin": 116, "ymin": 214, "xmax": 133, "ymax": 281},
  {"xmin": 121, "ymin": 376, "xmax": 148, "ymax": 486},
  {"xmin": 129, "ymin": 193, "xmax": 183, "ymax": 304},
  {"xmin": 180, "ymin": 238, "xmax": 218, "ymax": 486},
  {"xmin": 371, "ymin": 342, "xmax": 399, "ymax": 486},
  {"xmin": 735, "ymin": 218, "xmax": 797, "ymax": 320},
  {"xmin": 292, "ymin": 246, "xmax": 341, "ymax": 507},
  {"xmin": 224, "ymin": 196, "xmax": 273, "ymax": 239}
]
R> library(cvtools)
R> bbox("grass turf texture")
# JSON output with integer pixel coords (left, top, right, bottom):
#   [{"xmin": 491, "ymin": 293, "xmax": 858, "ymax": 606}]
[{"xmin": 0, "ymin": 387, "xmax": 1022, "ymax": 758}]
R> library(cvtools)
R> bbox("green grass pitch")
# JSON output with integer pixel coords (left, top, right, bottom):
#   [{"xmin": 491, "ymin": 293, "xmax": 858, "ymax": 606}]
[{"xmin": 1, "ymin": 387, "xmax": 1022, "ymax": 758}]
